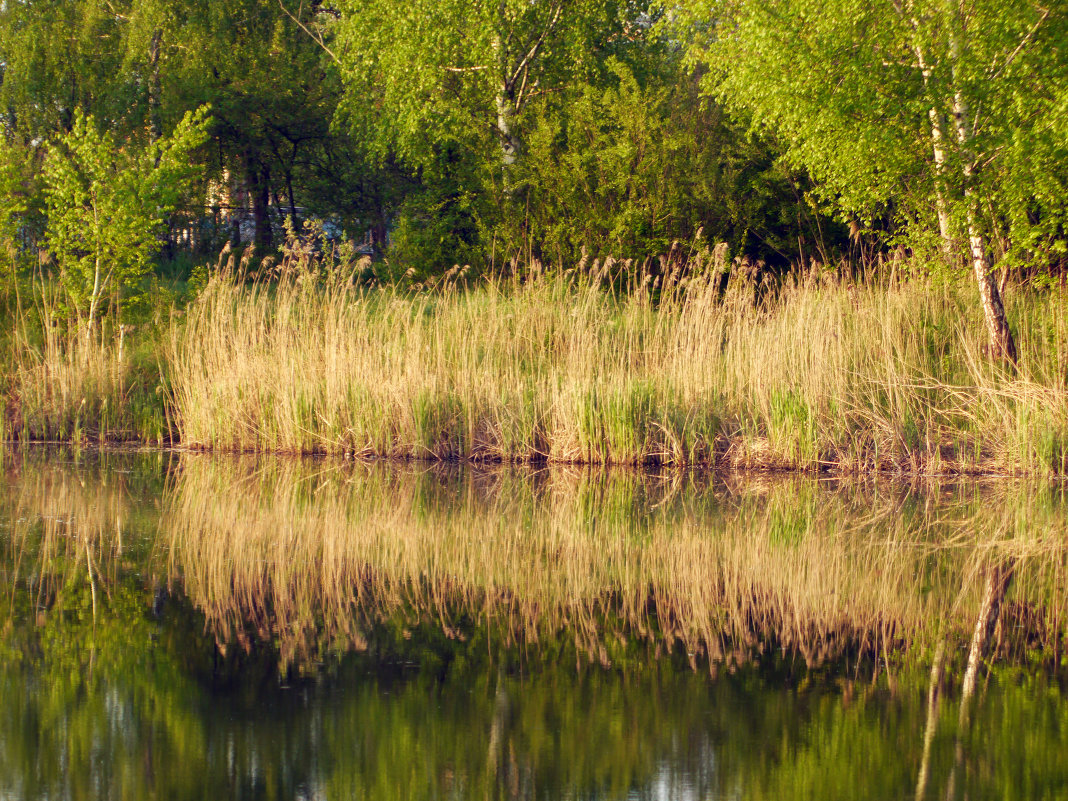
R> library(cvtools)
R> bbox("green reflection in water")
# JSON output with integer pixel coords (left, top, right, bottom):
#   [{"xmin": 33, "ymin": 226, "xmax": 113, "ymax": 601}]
[{"xmin": 1, "ymin": 451, "xmax": 1068, "ymax": 799}]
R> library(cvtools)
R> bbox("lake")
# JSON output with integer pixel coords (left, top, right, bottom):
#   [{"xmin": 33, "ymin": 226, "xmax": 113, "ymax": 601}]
[{"xmin": 2, "ymin": 450, "xmax": 1067, "ymax": 799}]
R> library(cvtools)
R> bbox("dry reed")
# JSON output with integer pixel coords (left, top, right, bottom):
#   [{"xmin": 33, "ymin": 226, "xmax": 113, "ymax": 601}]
[{"xmin": 167, "ymin": 257, "xmax": 1068, "ymax": 473}]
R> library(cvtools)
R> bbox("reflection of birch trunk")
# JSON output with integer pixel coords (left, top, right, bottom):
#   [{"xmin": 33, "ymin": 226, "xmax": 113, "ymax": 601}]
[
  {"xmin": 915, "ymin": 640, "xmax": 946, "ymax": 801},
  {"xmin": 959, "ymin": 561, "xmax": 1015, "ymax": 724},
  {"xmin": 945, "ymin": 560, "xmax": 1016, "ymax": 801},
  {"xmin": 486, "ymin": 668, "xmax": 513, "ymax": 797}
]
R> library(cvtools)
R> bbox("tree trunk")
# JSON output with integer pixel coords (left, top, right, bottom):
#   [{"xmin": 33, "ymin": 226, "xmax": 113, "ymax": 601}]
[
  {"xmin": 227, "ymin": 169, "xmax": 242, "ymax": 249},
  {"xmin": 495, "ymin": 85, "xmax": 520, "ymax": 193},
  {"xmin": 371, "ymin": 218, "xmax": 388, "ymax": 259},
  {"xmin": 944, "ymin": 559, "xmax": 1015, "ymax": 801},
  {"xmin": 906, "ymin": 28, "xmax": 955, "ymax": 258},
  {"xmin": 492, "ymin": 32, "xmax": 520, "ymax": 195},
  {"xmin": 948, "ymin": 43, "xmax": 1017, "ymax": 365},
  {"xmin": 285, "ymin": 169, "xmax": 298, "ymax": 231},
  {"xmin": 246, "ymin": 152, "xmax": 272, "ymax": 253},
  {"xmin": 148, "ymin": 30, "xmax": 163, "ymax": 153},
  {"xmin": 927, "ymin": 107, "xmax": 954, "ymax": 256}
]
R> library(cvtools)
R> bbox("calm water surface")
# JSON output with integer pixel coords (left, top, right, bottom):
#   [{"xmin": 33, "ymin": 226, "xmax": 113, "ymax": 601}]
[{"xmin": 2, "ymin": 450, "xmax": 1067, "ymax": 800}]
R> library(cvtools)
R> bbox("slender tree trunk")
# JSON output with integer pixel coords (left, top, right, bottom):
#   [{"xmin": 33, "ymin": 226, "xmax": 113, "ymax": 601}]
[
  {"xmin": 285, "ymin": 165, "xmax": 298, "ymax": 230},
  {"xmin": 948, "ymin": 40, "xmax": 1017, "ymax": 365},
  {"xmin": 492, "ymin": 32, "xmax": 520, "ymax": 195},
  {"xmin": 907, "ymin": 29, "xmax": 955, "ymax": 258},
  {"xmin": 87, "ymin": 252, "xmax": 102, "ymax": 356},
  {"xmin": 85, "ymin": 202, "xmax": 103, "ymax": 358},
  {"xmin": 927, "ymin": 107, "xmax": 954, "ymax": 255},
  {"xmin": 148, "ymin": 30, "xmax": 163, "ymax": 154},
  {"xmin": 371, "ymin": 218, "xmax": 388, "ymax": 258},
  {"xmin": 495, "ymin": 84, "xmax": 520, "ymax": 193},
  {"xmin": 225, "ymin": 168, "xmax": 242, "ymax": 249}
]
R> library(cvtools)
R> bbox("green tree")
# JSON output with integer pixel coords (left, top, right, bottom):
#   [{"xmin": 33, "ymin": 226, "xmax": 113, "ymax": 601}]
[
  {"xmin": 42, "ymin": 107, "xmax": 210, "ymax": 335},
  {"xmin": 337, "ymin": 0, "xmax": 634, "ymax": 176},
  {"xmin": 687, "ymin": 0, "xmax": 1068, "ymax": 363},
  {"xmin": 334, "ymin": 0, "xmax": 656, "ymax": 265},
  {"xmin": 0, "ymin": 0, "xmax": 132, "ymax": 137},
  {"xmin": 152, "ymin": 0, "xmax": 375, "ymax": 255},
  {"xmin": 517, "ymin": 57, "xmax": 834, "ymax": 264}
]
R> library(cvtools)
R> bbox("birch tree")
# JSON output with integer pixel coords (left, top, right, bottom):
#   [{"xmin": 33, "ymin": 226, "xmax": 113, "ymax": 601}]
[
  {"xmin": 687, "ymin": 0, "xmax": 1068, "ymax": 364},
  {"xmin": 43, "ymin": 108, "xmax": 209, "ymax": 338},
  {"xmin": 335, "ymin": 0, "xmax": 642, "ymax": 190}
]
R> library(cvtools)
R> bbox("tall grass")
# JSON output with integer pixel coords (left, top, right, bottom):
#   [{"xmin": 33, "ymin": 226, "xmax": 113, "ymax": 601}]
[
  {"xmin": 5, "ymin": 283, "xmax": 173, "ymax": 444},
  {"xmin": 168, "ymin": 256, "xmax": 1068, "ymax": 473}
]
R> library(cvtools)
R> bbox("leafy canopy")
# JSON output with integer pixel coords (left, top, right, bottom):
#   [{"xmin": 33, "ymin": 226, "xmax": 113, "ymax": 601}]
[
  {"xmin": 686, "ymin": 0, "xmax": 1068, "ymax": 268},
  {"xmin": 43, "ymin": 107, "xmax": 210, "ymax": 316}
]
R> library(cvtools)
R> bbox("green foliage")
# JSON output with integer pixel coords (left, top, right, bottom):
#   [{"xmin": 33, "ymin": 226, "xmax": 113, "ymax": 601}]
[
  {"xmin": 335, "ymin": 0, "xmax": 635, "ymax": 167},
  {"xmin": 42, "ymin": 107, "xmax": 210, "ymax": 320},
  {"xmin": 686, "ymin": 0, "xmax": 1068, "ymax": 275},
  {"xmin": 385, "ymin": 153, "xmax": 484, "ymax": 276},
  {"xmin": 0, "ymin": 138, "xmax": 34, "ymax": 259},
  {"xmin": 515, "ymin": 58, "xmax": 825, "ymax": 263}
]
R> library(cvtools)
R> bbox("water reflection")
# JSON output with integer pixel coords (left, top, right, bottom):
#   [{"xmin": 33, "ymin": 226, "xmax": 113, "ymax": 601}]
[
  {"xmin": 162, "ymin": 454, "xmax": 1068, "ymax": 672},
  {"xmin": 1, "ymin": 451, "xmax": 1068, "ymax": 799}
]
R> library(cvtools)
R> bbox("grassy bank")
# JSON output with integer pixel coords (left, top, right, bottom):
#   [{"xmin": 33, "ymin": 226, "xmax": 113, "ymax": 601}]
[
  {"xmin": 5, "ymin": 257, "xmax": 1068, "ymax": 473},
  {"xmin": 1, "ymin": 278, "xmax": 174, "ymax": 446},
  {"xmin": 170, "ymin": 261, "xmax": 1068, "ymax": 473}
]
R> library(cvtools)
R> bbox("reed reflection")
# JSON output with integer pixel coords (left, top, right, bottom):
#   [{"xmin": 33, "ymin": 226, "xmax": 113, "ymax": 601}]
[{"xmin": 162, "ymin": 455, "xmax": 1068, "ymax": 673}]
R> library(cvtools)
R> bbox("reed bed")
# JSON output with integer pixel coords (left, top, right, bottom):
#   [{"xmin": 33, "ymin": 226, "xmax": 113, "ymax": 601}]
[
  {"xmin": 168, "ymin": 258, "xmax": 1068, "ymax": 473},
  {"xmin": 162, "ymin": 456, "xmax": 1068, "ymax": 671},
  {"xmin": 6, "ymin": 313, "xmax": 171, "ymax": 445}
]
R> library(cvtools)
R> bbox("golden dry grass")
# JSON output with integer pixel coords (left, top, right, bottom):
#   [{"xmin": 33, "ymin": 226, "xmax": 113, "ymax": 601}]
[
  {"xmin": 167, "ymin": 258, "xmax": 1068, "ymax": 473},
  {"xmin": 7, "ymin": 304, "xmax": 171, "ymax": 445}
]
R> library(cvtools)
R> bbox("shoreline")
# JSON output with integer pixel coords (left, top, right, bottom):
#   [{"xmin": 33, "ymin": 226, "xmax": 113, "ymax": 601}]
[
  {"xmin": 7, "ymin": 273, "xmax": 1068, "ymax": 477},
  {"xmin": 1, "ymin": 436, "xmax": 1059, "ymax": 480}
]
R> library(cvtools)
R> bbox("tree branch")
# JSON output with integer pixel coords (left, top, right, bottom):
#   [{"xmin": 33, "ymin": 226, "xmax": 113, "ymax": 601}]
[
  {"xmin": 506, "ymin": 1, "xmax": 563, "ymax": 96},
  {"xmin": 989, "ymin": 6, "xmax": 1050, "ymax": 81},
  {"xmin": 278, "ymin": 0, "xmax": 341, "ymax": 66}
]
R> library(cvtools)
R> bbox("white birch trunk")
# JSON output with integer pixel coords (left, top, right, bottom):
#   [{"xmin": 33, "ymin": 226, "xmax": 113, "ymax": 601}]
[
  {"xmin": 492, "ymin": 32, "xmax": 520, "ymax": 195},
  {"xmin": 949, "ymin": 87, "xmax": 1018, "ymax": 364},
  {"xmin": 910, "ymin": 36, "xmax": 955, "ymax": 255},
  {"xmin": 944, "ymin": 22, "xmax": 1018, "ymax": 365},
  {"xmin": 495, "ymin": 87, "xmax": 519, "ymax": 174},
  {"xmin": 927, "ymin": 107, "xmax": 954, "ymax": 254},
  {"xmin": 903, "ymin": 5, "xmax": 954, "ymax": 258}
]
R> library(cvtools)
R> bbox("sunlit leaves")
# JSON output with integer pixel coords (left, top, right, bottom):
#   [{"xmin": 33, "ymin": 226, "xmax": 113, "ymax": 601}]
[{"xmin": 42, "ymin": 107, "xmax": 210, "ymax": 318}]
